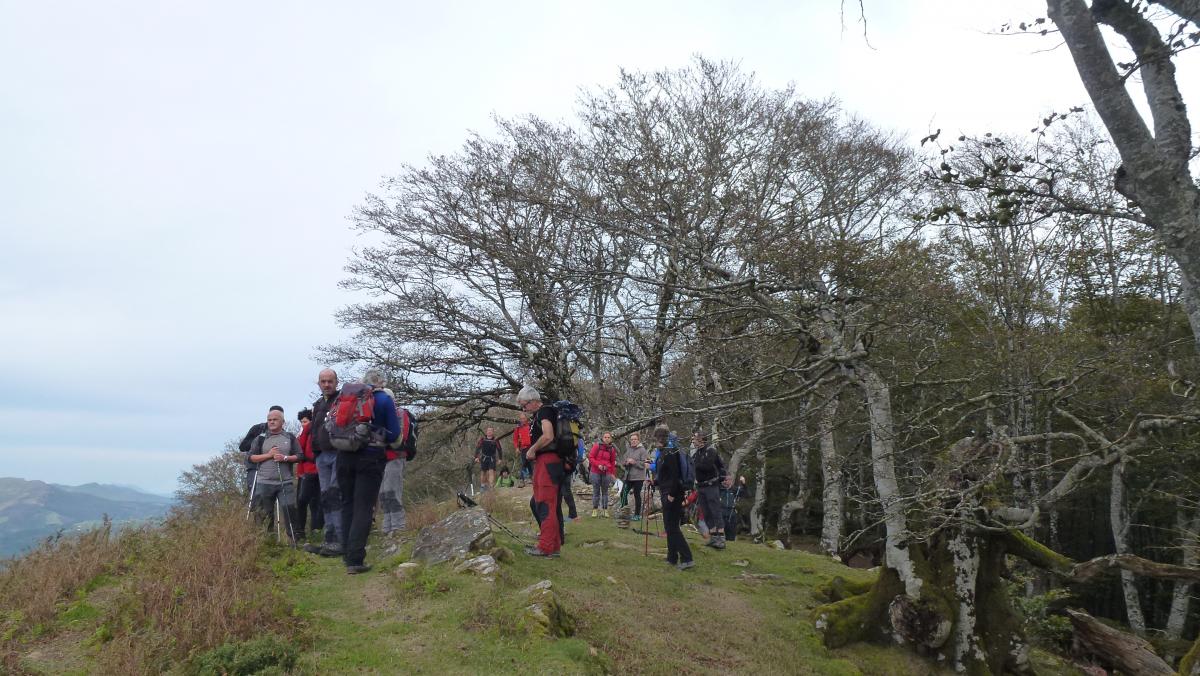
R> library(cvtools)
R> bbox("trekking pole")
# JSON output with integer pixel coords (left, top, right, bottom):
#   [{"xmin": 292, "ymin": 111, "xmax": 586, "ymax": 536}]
[
  {"xmin": 245, "ymin": 469, "xmax": 259, "ymax": 521},
  {"xmin": 276, "ymin": 461, "xmax": 298, "ymax": 547},
  {"xmin": 457, "ymin": 492, "xmax": 531, "ymax": 548}
]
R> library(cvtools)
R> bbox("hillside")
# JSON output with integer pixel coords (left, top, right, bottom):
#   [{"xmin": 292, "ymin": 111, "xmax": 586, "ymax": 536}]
[
  {"xmin": 0, "ymin": 478, "xmax": 174, "ymax": 556},
  {"xmin": 2, "ymin": 486, "xmax": 1087, "ymax": 675}
]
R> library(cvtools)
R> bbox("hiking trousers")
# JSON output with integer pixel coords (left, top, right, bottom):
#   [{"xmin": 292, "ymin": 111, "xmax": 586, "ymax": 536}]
[
  {"xmin": 626, "ymin": 479, "xmax": 644, "ymax": 516},
  {"xmin": 379, "ymin": 457, "xmax": 407, "ymax": 533},
  {"xmin": 252, "ymin": 480, "xmax": 297, "ymax": 541},
  {"xmin": 696, "ymin": 484, "xmax": 724, "ymax": 532},
  {"xmin": 295, "ymin": 473, "xmax": 323, "ymax": 538},
  {"xmin": 590, "ymin": 472, "xmax": 614, "ymax": 509},
  {"xmin": 661, "ymin": 491, "xmax": 693, "ymax": 564},
  {"xmin": 530, "ymin": 453, "xmax": 563, "ymax": 554},
  {"xmin": 337, "ymin": 451, "xmax": 387, "ymax": 567},
  {"xmin": 315, "ymin": 451, "xmax": 342, "ymax": 546}
]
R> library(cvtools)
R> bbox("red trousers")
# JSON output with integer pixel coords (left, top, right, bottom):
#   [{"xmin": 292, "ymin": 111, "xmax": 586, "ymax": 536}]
[{"xmin": 532, "ymin": 452, "xmax": 563, "ymax": 554}]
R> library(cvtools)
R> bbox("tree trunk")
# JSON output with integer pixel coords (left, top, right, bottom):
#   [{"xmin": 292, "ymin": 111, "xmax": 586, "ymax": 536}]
[
  {"xmin": 1110, "ymin": 459, "xmax": 1147, "ymax": 634},
  {"xmin": 818, "ymin": 393, "xmax": 843, "ymax": 556},
  {"xmin": 750, "ymin": 441, "xmax": 768, "ymax": 540},
  {"xmin": 1166, "ymin": 500, "xmax": 1200, "ymax": 641},
  {"xmin": 1066, "ymin": 608, "xmax": 1173, "ymax": 675},
  {"xmin": 777, "ymin": 420, "xmax": 811, "ymax": 544},
  {"xmin": 726, "ymin": 397, "xmax": 764, "ymax": 479}
]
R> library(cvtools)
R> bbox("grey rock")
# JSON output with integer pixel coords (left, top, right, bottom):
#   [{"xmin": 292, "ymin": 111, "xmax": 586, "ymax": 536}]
[{"xmin": 411, "ymin": 507, "xmax": 495, "ymax": 565}]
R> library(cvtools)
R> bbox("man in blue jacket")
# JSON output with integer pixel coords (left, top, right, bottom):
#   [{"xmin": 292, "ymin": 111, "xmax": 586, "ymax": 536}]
[{"xmin": 337, "ymin": 367, "xmax": 400, "ymax": 574}]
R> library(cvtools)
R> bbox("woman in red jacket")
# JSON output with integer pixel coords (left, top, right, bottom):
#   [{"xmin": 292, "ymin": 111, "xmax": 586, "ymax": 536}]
[
  {"xmin": 587, "ymin": 431, "xmax": 619, "ymax": 517},
  {"xmin": 294, "ymin": 409, "xmax": 323, "ymax": 540}
]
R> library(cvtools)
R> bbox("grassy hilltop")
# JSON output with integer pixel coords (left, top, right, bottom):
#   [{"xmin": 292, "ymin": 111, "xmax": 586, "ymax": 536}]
[{"xmin": 2, "ymin": 487, "xmax": 1077, "ymax": 675}]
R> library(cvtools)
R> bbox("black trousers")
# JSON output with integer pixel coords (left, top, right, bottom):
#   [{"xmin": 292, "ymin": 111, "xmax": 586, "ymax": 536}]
[
  {"xmin": 661, "ymin": 491, "xmax": 692, "ymax": 564},
  {"xmin": 626, "ymin": 479, "xmax": 644, "ymax": 515},
  {"xmin": 337, "ymin": 452, "xmax": 387, "ymax": 567},
  {"xmin": 296, "ymin": 473, "xmax": 323, "ymax": 537}
]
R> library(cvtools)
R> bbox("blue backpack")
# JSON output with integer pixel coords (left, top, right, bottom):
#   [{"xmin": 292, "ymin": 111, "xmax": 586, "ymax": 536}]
[{"xmin": 678, "ymin": 449, "xmax": 695, "ymax": 490}]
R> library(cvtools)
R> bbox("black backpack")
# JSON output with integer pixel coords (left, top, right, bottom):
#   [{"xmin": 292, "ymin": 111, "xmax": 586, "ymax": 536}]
[{"xmin": 551, "ymin": 401, "xmax": 583, "ymax": 460}]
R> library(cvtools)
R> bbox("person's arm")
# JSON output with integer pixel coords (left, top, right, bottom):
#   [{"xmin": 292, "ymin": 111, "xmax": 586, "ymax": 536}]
[
  {"xmin": 528, "ymin": 417, "xmax": 556, "ymax": 457},
  {"xmin": 587, "ymin": 443, "xmax": 599, "ymax": 468},
  {"xmin": 248, "ymin": 436, "xmax": 269, "ymax": 463},
  {"xmin": 240, "ymin": 424, "xmax": 262, "ymax": 455},
  {"xmin": 379, "ymin": 396, "xmax": 401, "ymax": 445}
]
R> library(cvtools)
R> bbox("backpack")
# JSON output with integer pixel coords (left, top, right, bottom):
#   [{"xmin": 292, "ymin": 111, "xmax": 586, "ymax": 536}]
[
  {"xmin": 551, "ymin": 400, "xmax": 583, "ymax": 460},
  {"xmin": 388, "ymin": 407, "xmax": 419, "ymax": 461},
  {"xmin": 324, "ymin": 383, "xmax": 376, "ymax": 452},
  {"xmin": 677, "ymin": 449, "xmax": 695, "ymax": 491}
]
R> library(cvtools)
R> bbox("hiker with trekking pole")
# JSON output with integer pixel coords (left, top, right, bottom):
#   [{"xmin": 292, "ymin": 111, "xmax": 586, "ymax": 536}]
[{"xmin": 246, "ymin": 408, "xmax": 301, "ymax": 546}]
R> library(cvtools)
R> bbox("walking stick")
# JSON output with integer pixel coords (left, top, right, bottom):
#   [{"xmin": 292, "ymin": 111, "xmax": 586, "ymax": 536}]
[
  {"xmin": 244, "ymin": 469, "xmax": 259, "ymax": 521},
  {"xmin": 276, "ymin": 460, "xmax": 298, "ymax": 547}
]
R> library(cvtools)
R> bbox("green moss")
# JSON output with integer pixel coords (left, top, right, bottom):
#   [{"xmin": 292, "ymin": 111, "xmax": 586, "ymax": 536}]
[
  {"xmin": 813, "ymin": 568, "xmax": 904, "ymax": 648},
  {"xmin": 1181, "ymin": 632, "xmax": 1200, "ymax": 676},
  {"xmin": 1002, "ymin": 529, "xmax": 1073, "ymax": 575},
  {"xmin": 818, "ymin": 575, "xmax": 877, "ymax": 602}
]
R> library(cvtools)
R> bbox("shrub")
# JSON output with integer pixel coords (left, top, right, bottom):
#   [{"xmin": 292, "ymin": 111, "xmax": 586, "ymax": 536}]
[{"xmin": 185, "ymin": 637, "xmax": 298, "ymax": 676}]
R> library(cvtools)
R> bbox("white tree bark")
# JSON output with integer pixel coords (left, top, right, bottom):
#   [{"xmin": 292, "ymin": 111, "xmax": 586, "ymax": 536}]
[
  {"xmin": 856, "ymin": 363, "xmax": 920, "ymax": 596},
  {"xmin": 818, "ymin": 393, "xmax": 843, "ymax": 556},
  {"xmin": 1166, "ymin": 501, "xmax": 1200, "ymax": 640},
  {"xmin": 727, "ymin": 397, "xmax": 764, "ymax": 479},
  {"xmin": 749, "ymin": 441, "xmax": 768, "ymax": 539},
  {"xmin": 777, "ymin": 424, "xmax": 811, "ymax": 542},
  {"xmin": 949, "ymin": 531, "xmax": 983, "ymax": 671},
  {"xmin": 1110, "ymin": 460, "xmax": 1147, "ymax": 634}
]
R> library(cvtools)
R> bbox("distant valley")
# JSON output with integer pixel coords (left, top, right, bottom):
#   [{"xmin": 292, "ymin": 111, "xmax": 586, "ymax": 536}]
[{"xmin": 0, "ymin": 478, "xmax": 175, "ymax": 557}]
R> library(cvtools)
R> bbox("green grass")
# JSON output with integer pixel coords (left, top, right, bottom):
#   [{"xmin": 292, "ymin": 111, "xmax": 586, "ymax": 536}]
[{"xmin": 284, "ymin": 490, "xmax": 946, "ymax": 675}]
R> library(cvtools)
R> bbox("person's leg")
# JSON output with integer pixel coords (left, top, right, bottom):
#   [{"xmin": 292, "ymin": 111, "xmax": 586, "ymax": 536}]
[
  {"xmin": 601, "ymin": 474, "xmax": 613, "ymax": 510},
  {"xmin": 668, "ymin": 497, "xmax": 693, "ymax": 564},
  {"xmin": 345, "ymin": 454, "xmax": 386, "ymax": 567},
  {"xmin": 309, "ymin": 475, "xmax": 324, "ymax": 533},
  {"xmin": 590, "ymin": 472, "xmax": 602, "ymax": 513},
  {"xmin": 252, "ymin": 480, "xmax": 274, "ymax": 530},
  {"xmin": 337, "ymin": 453, "xmax": 357, "ymax": 555},
  {"xmin": 661, "ymin": 493, "xmax": 680, "ymax": 564},
  {"xmin": 532, "ymin": 456, "xmax": 562, "ymax": 555},
  {"xmin": 316, "ymin": 452, "xmax": 342, "ymax": 549},
  {"xmin": 278, "ymin": 480, "xmax": 298, "ymax": 544},
  {"xmin": 379, "ymin": 457, "xmax": 403, "ymax": 534},
  {"xmin": 295, "ymin": 474, "xmax": 316, "ymax": 539},
  {"xmin": 561, "ymin": 475, "xmax": 578, "ymax": 520},
  {"xmin": 629, "ymin": 480, "xmax": 644, "ymax": 517}
]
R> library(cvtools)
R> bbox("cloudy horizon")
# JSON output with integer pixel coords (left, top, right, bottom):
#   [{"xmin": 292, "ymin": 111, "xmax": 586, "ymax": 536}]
[{"xmin": 3, "ymin": 1, "xmax": 1193, "ymax": 494}]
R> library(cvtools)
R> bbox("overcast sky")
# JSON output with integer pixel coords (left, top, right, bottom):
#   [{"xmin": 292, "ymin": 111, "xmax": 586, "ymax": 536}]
[{"xmin": 2, "ymin": 1, "xmax": 1194, "ymax": 494}]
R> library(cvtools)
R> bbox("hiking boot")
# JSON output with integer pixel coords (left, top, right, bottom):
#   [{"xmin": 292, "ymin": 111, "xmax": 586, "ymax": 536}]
[
  {"xmin": 677, "ymin": 560, "xmax": 696, "ymax": 571},
  {"xmin": 631, "ymin": 515, "xmax": 642, "ymax": 522},
  {"xmin": 710, "ymin": 536, "xmax": 726, "ymax": 550},
  {"xmin": 318, "ymin": 545, "xmax": 343, "ymax": 558},
  {"xmin": 345, "ymin": 564, "xmax": 372, "ymax": 575},
  {"xmin": 590, "ymin": 509, "xmax": 598, "ymax": 518},
  {"xmin": 524, "ymin": 546, "xmax": 559, "ymax": 559},
  {"xmin": 302, "ymin": 543, "xmax": 323, "ymax": 555}
]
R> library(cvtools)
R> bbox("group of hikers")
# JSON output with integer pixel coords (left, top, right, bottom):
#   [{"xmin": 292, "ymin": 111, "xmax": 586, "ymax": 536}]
[{"xmin": 239, "ymin": 370, "xmax": 744, "ymax": 574}]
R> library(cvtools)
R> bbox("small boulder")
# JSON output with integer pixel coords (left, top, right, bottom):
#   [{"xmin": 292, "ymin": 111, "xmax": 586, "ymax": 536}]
[
  {"xmin": 490, "ymin": 546, "xmax": 514, "ymax": 564},
  {"xmin": 520, "ymin": 579, "xmax": 576, "ymax": 638},
  {"xmin": 770, "ymin": 540, "xmax": 786, "ymax": 550},
  {"xmin": 412, "ymin": 507, "xmax": 495, "ymax": 565},
  {"xmin": 731, "ymin": 559, "xmax": 750, "ymax": 567},
  {"xmin": 393, "ymin": 561, "xmax": 421, "ymax": 582},
  {"xmin": 454, "ymin": 554, "xmax": 498, "ymax": 582}
]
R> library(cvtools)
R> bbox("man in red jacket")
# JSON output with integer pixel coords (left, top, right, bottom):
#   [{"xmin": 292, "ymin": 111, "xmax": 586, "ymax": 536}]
[{"xmin": 512, "ymin": 412, "xmax": 533, "ymax": 487}]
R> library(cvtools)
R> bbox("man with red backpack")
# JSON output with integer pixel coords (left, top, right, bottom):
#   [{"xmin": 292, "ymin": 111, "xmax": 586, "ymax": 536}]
[
  {"xmin": 334, "ymin": 368, "xmax": 401, "ymax": 574},
  {"xmin": 520, "ymin": 384, "xmax": 561, "ymax": 558},
  {"xmin": 304, "ymin": 369, "xmax": 343, "ymax": 557},
  {"xmin": 587, "ymin": 432, "xmax": 619, "ymax": 517}
]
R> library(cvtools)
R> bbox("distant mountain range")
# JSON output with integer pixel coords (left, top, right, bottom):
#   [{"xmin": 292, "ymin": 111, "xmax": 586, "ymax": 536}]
[{"xmin": 0, "ymin": 478, "xmax": 175, "ymax": 557}]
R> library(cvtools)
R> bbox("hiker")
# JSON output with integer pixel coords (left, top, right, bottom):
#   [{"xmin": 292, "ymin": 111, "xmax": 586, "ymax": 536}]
[
  {"xmin": 379, "ymin": 388, "xmax": 407, "ymax": 537},
  {"xmin": 239, "ymin": 405, "xmax": 283, "ymax": 494},
  {"xmin": 621, "ymin": 432, "xmax": 649, "ymax": 521},
  {"xmin": 692, "ymin": 431, "xmax": 729, "ymax": 549},
  {"xmin": 521, "ymin": 384, "xmax": 562, "ymax": 558},
  {"xmin": 295, "ymin": 408, "xmax": 323, "ymax": 540},
  {"xmin": 474, "ymin": 426, "xmax": 502, "ymax": 491},
  {"xmin": 337, "ymin": 368, "xmax": 400, "ymax": 574},
  {"xmin": 513, "ymin": 412, "xmax": 533, "ymax": 487},
  {"xmin": 722, "ymin": 475, "xmax": 747, "ymax": 541},
  {"xmin": 495, "ymin": 467, "xmax": 516, "ymax": 488},
  {"xmin": 305, "ymin": 368, "xmax": 343, "ymax": 557},
  {"xmin": 560, "ymin": 438, "xmax": 580, "ymax": 524},
  {"xmin": 652, "ymin": 424, "xmax": 694, "ymax": 570},
  {"xmin": 246, "ymin": 408, "xmax": 301, "ymax": 541},
  {"xmin": 588, "ymin": 432, "xmax": 619, "ymax": 517}
]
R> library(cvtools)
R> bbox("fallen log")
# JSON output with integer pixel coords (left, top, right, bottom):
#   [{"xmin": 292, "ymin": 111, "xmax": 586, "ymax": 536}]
[{"xmin": 1065, "ymin": 608, "xmax": 1173, "ymax": 676}]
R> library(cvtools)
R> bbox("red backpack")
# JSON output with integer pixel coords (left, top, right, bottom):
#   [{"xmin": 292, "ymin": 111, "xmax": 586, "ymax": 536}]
[
  {"xmin": 324, "ymin": 383, "xmax": 376, "ymax": 452},
  {"xmin": 388, "ymin": 407, "xmax": 419, "ymax": 461}
]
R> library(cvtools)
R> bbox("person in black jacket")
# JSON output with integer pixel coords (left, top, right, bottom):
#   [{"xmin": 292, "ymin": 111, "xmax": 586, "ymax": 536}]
[
  {"xmin": 691, "ymin": 431, "xmax": 730, "ymax": 549},
  {"xmin": 239, "ymin": 405, "xmax": 284, "ymax": 493},
  {"xmin": 303, "ymin": 369, "xmax": 343, "ymax": 557},
  {"xmin": 652, "ymin": 424, "xmax": 694, "ymax": 570}
]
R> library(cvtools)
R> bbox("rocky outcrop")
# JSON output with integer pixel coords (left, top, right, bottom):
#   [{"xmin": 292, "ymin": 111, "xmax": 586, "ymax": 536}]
[
  {"xmin": 520, "ymin": 580, "xmax": 576, "ymax": 638},
  {"xmin": 411, "ymin": 507, "xmax": 495, "ymax": 565}
]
